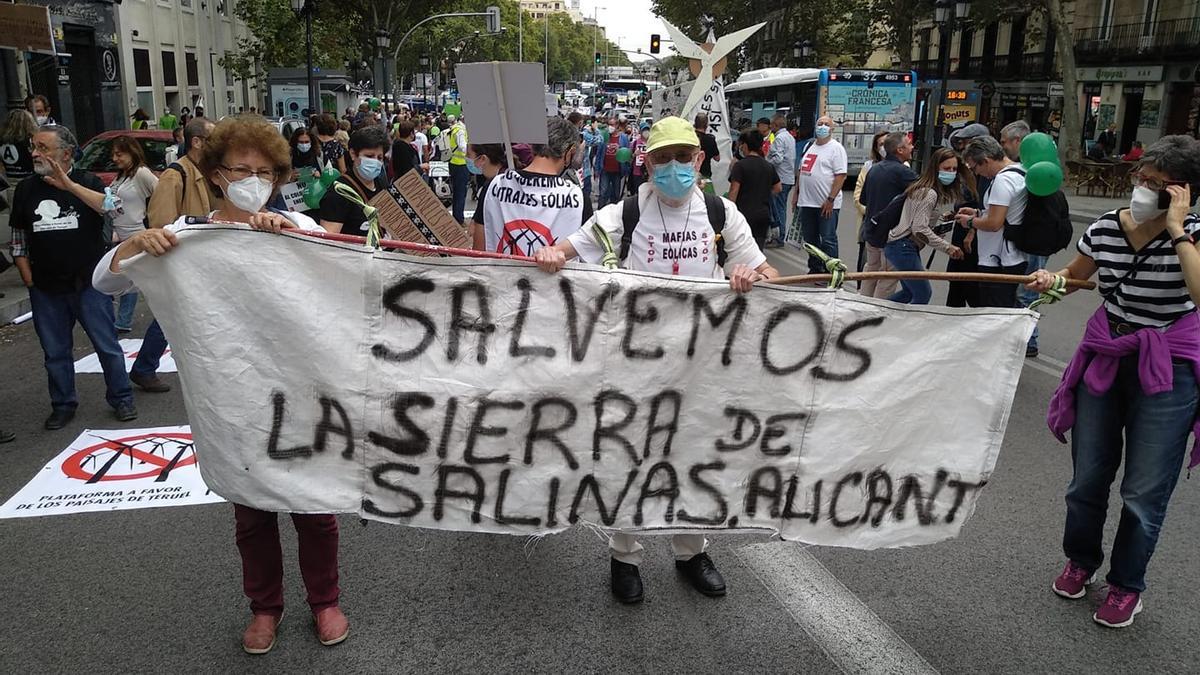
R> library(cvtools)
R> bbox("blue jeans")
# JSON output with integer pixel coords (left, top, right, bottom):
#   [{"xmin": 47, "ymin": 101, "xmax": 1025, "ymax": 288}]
[
  {"xmin": 599, "ymin": 172, "xmax": 622, "ymax": 208},
  {"xmin": 1019, "ymin": 254, "xmax": 1049, "ymax": 350},
  {"xmin": 1064, "ymin": 357, "xmax": 1198, "ymax": 592},
  {"xmin": 132, "ymin": 319, "xmax": 168, "ymax": 378},
  {"xmin": 883, "ymin": 238, "xmax": 932, "ymax": 304},
  {"xmin": 797, "ymin": 206, "xmax": 840, "ymax": 274},
  {"xmin": 770, "ymin": 184, "xmax": 793, "ymax": 240},
  {"xmin": 449, "ymin": 162, "xmax": 470, "ymax": 224},
  {"xmin": 115, "ymin": 291, "xmax": 138, "ymax": 330},
  {"xmin": 29, "ymin": 285, "xmax": 133, "ymax": 412},
  {"xmin": 582, "ymin": 172, "xmax": 593, "ymax": 206}
]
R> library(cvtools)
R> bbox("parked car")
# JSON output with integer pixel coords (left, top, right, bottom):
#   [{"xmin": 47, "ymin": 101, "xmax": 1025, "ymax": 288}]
[
  {"xmin": 77, "ymin": 130, "xmax": 176, "ymax": 186},
  {"xmin": 275, "ymin": 116, "xmax": 308, "ymax": 139}
]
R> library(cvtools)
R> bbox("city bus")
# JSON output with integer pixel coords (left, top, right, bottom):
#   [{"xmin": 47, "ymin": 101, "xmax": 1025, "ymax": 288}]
[{"xmin": 725, "ymin": 68, "xmax": 918, "ymax": 171}]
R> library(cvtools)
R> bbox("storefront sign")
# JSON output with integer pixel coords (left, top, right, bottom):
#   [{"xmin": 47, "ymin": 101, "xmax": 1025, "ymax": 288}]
[
  {"xmin": 1047, "ymin": 83, "xmax": 1064, "ymax": 98},
  {"xmin": 0, "ymin": 3, "xmax": 55, "ymax": 54},
  {"xmin": 999, "ymin": 93, "xmax": 1049, "ymax": 108},
  {"xmin": 1076, "ymin": 66, "xmax": 1163, "ymax": 82},
  {"xmin": 941, "ymin": 104, "xmax": 977, "ymax": 124}
]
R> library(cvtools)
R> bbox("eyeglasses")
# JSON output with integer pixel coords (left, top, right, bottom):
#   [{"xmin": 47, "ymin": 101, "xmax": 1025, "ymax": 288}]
[
  {"xmin": 648, "ymin": 149, "xmax": 696, "ymax": 166},
  {"xmin": 29, "ymin": 141, "xmax": 58, "ymax": 154},
  {"xmin": 221, "ymin": 165, "xmax": 277, "ymax": 181},
  {"xmin": 1129, "ymin": 171, "xmax": 1184, "ymax": 192}
]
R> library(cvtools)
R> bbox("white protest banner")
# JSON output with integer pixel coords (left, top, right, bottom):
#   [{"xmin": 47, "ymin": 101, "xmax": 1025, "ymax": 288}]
[
  {"xmin": 0, "ymin": 426, "xmax": 223, "ymax": 519},
  {"xmin": 74, "ymin": 338, "xmax": 177, "ymax": 374},
  {"xmin": 652, "ymin": 77, "xmax": 735, "ymax": 196},
  {"xmin": 123, "ymin": 224, "xmax": 1034, "ymax": 549},
  {"xmin": 280, "ymin": 182, "xmax": 306, "ymax": 212}
]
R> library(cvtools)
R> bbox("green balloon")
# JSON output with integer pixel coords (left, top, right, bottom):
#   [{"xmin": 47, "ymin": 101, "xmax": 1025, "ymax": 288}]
[
  {"xmin": 600, "ymin": 129, "xmax": 610, "ymax": 144},
  {"xmin": 319, "ymin": 167, "xmax": 340, "ymax": 187},
  {"xmin": 1026, "ymin": 160, "xmax": 1063, "ymax": 197},
  {"xmin": 616, "ymin": 147, "xmax": 633, "ymax": 163},
  {"xmin": 303, "ymin": 180, "xmax": 327, "ymax": 210},
  {"xmin": 1020, "ymin": 132, "xmax": 1059, "ymax": 166},
  {"xmin": 369, "ymin": 97, "xmax": 381, "ymax": 111}
]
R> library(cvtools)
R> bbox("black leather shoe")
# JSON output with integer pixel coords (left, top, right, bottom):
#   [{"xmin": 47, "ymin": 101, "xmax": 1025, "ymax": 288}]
[
  {"xmin": 114, "ymin": 402, "xmax": 138, "ymax": 422},
  {"xmin": 130, "ymin": 372, "xmax": 171, "ymax": 393},
  {"xmin": 44, "ymin": 409, "xmax": 75, "ymax": 431},
  {"xmin": 675, "ymin": 552, "xmax": 726, "ymax": 597},
  {"xmin": 610, "ymin": 558, "xmax": 644, "ymax": 604}
]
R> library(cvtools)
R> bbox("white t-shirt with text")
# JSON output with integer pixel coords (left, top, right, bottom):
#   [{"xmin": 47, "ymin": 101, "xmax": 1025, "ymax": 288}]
[
  {"xmin": 482, "ymin": 169, "xmax": 584, "ymax": 255},
  {"xmin": 796, "ymin": 139, "xmax": 848, "ymax": 209},
  {"xmin": 569, "ymin": 184, "xmax": 766, "ymax": 279},
  {"xmin": 976, "ymin": 164, "xmax": 1027, "ymax": 268}
]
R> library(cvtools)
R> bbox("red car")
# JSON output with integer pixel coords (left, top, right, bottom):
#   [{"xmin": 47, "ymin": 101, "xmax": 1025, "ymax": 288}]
[{"xmin": 76, "ymin": 130, "xmax": 177, "ymax": 186}]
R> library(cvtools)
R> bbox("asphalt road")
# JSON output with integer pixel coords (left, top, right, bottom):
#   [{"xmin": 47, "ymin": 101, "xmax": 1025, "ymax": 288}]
[{"xmin": 1, "ymin": 204, "xmax": 1198, "ymax": 673}]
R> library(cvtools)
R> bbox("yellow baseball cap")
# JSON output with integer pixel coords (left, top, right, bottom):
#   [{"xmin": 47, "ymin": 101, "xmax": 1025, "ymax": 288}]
[{"xmin": 646, "ymin": 116, "xmax": 699, "ymax": 153}]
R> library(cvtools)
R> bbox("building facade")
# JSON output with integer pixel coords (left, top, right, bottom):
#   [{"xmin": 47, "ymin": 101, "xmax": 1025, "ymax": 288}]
[
  {"xmin": 519, "ymin": 0, "xmax": 567, "ymax": 21},
  {"xmin": 0, "ymin": 0, "xmax": 127, "ymax": 143},
  {"xmin": 115, "ymin": 0, "xmax": 257, "ymax": 124}
]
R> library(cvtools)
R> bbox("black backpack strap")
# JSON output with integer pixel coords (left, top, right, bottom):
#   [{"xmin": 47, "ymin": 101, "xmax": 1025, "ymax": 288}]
[
  {"xmin": 619, "ymin": 195, "xmax": 639, "ymax": 261},
  {"xmin": 168, "ymin": 162, "xmax": 187, "ymax": 202},
  {"xmin": 703, "ymin": 192, "xmax": 728, "ymax": 267}
]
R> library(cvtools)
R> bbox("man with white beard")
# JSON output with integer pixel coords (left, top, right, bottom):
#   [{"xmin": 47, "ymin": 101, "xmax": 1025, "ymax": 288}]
[
  {"xmin": 9, "ymin": 125, "xmax": 135, "ymax": 430},
  {"xmin": 533, "ymin": 116, "xmax": 778, "ymax": 603}
]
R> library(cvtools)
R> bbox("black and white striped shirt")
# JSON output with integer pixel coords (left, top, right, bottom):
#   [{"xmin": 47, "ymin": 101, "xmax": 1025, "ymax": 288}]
[{"xmin": 1077, "ymin": 210, "xmax": 1200, "ymax": 327}]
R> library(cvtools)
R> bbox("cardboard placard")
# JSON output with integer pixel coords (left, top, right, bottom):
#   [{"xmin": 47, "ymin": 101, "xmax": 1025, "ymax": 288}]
[
  {"xmin": 456, "ymin": 62, "xmax": 549, "ymax": 145},
  {"xmin": 0, "ymin": 3, "xmax": 54, "ymax": 54},
  {"xmin": 368, "ymin": 169, "xmax": 469, "ymax": 252}
]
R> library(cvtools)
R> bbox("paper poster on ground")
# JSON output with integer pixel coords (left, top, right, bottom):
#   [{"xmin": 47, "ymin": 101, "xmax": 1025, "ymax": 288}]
[
  {"xmin": 0, "ymin": 426, "xmax": 224, "ymax": 519},
  {"xmin": 74, "ymin": 338, "xmax": 177, "ymax": 374}
]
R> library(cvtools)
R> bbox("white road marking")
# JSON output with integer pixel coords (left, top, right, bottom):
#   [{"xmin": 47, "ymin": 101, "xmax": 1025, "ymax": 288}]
[
  {"xmin": 1024, "ymin": 357, "xmax": 1066, "ymax": 380},
  {"xmin": 736, "ymin": 543, "xmax": 939, "ymax": 675}
]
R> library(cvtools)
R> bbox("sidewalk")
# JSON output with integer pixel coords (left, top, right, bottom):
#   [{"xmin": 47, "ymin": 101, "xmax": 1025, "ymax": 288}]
[{"xmin": 1066, "ymin": 193, "xmax": 1124, "ymax": 225}]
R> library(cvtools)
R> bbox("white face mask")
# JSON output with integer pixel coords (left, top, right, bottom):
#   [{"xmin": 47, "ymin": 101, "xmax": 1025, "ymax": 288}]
[
  {"xmin": 1129, "ymin": 185, "xmax": 1165, "ymax": 224},
  {"xmin": 222, "ymin": 174, "xmax": 274, "ymax": 214},
  {"xmin": 35, "ymin": 115, "xmax": 48, "ymax": 125}
]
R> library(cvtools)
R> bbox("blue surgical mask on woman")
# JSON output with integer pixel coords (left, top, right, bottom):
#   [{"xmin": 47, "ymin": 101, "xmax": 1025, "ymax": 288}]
[
  {"xmin": 652, "ymin": 160, "xmax": 696, "ymax": 200},
  {"xmin": 466, "ymin": 157, "xmax": 484, "ymax": 175},
  {"xmin": 357, "ymin": 156, "xmax": 383, "ymax": 180},
  {"xmin": 815, "ymin": 125, "xmax": 831, "ymax": 138},
  {"xmin": 937, "ymin": 170, "xmax": 957, "ymax": 186},
  {"xmin": 297, "ymin": 142, "xmax": 312, "ymax": 153}
]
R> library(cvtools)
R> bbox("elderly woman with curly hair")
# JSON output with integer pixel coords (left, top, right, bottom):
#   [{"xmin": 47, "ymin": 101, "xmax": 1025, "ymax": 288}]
[
  {"xmin": 1028, "ymin": 135, "xmax": 1200, "ymax": 629},
  {"xmin": 91, "ymin": 116, "xmax": 349, "ymax": 654}
]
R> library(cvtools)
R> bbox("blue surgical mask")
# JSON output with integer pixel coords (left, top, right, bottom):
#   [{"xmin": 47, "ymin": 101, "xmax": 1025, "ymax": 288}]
[
  {"xmin": 937, "ymin": 170, "xmax": 957, "ymax": 186},
  {"xmin": 357, "ymin": 156, "xmax": 383, "ymax": 180},
  {"xmin": 297, "ymin": 142, "xmax": 312, "ymax": 153},
  {"xmin": 815, "ymin": 125, "xmax": 831, "ymax": 138},
  {"xmin": 466, "ymin": 158, "xmax": 484, "ymax": 175},
  {"xmin": 652, "ymin": 160, "xmax": 696, "ymax": 200}
]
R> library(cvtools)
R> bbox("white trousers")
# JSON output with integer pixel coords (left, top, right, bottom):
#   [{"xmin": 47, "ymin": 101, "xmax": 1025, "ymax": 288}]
[{"xmin": 609, "ymin": 532, "xmax": 707, "ymax": 566}]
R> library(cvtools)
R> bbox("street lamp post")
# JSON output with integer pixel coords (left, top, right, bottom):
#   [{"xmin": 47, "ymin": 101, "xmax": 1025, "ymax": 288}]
[
  {"xmin": 793, "ymin": 39, "xmax": 814, "ymax": 66},
  {"xmin": 419, "ymin": 53, "xmax": 430, "ymax": 105},
  {"xmin": 289, "ymin": 0, "xmax": 316, "ymax": 116},
  {"xmin": 376, "ymin": 29, "xmax": 391, "ymax": 112},
  {"xmin": 921, "ymin": 0, "xmax": 971, "ymax": 167}
]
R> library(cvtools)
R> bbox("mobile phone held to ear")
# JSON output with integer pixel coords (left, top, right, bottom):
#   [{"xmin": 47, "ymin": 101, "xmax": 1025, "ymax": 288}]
[{"xmin": 1157, "ymin": 187, "xmax": 1200, "ymax": 209}]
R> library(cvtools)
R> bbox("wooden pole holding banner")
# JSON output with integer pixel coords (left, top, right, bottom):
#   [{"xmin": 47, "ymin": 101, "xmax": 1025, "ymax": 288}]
[
  {"xmin": 771, "ymin": 271, "xmax": 1096, "ymax": 291},
  {"xmin": 492, "ymin": 61, "xmax": 518, "ymax": 172}
]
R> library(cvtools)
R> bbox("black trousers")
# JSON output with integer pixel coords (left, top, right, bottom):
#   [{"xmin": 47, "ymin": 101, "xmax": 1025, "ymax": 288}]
[{"xmin": 976, "ymin": 262, "xmax": 1028, "ymax": 308}]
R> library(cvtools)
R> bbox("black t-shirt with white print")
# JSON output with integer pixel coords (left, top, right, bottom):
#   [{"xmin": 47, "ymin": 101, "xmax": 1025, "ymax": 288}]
[{"xmin": 1077, "ymin": 209, "xmax": 1200, "ymax": 327}]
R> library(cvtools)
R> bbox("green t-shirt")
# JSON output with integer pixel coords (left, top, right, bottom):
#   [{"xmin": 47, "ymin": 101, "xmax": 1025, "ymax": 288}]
[{"xmin": 159, "ymin": 114, "xmax": 178, "ymax": 130}]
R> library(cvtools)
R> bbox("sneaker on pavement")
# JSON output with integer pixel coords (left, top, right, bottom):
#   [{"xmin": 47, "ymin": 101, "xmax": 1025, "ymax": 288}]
[
  {"xmin": 314, "ymin": 606, "xmax": 349, "ymax": 646},
  {"xmin": 1052, "ymin": 560, "xmax": 1095, "ymax": 599},
  {"xmin": 0, "ymin": 429, "xmax": 14, "ymax": 443},
  {"xmin": 242, "ymin": 613, "xmax": 283, "ymax": 654},
  {"xmin": 1026, "ymin": 346, "xmax": 1040, "ymax": 358},
  {"xmin": 130, "ymin": 372, "xmax": 172, "ymax": 393},
  {"xmin": 114, "ymin": 402, "xmax": 138, "ymax": 422},
  {"xmin": 1093, "ymin": 586, "xmax": 1143, "ymax": 628}
]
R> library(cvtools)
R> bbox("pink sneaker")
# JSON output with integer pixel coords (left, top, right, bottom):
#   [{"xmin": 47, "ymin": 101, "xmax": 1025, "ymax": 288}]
[
  {"xmin": 1052, "ymin": 561, "xmax": 1095, "ymax": 599},
  {"xmin": 1093, "ymin": 586, "xmax": 1143, "ymax": 628}
]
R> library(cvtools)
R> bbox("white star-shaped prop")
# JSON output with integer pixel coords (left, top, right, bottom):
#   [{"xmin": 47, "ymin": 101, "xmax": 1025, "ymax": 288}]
[{"xmin": 661, "ymin": 19, "xmax": 765, "ymax": 116}]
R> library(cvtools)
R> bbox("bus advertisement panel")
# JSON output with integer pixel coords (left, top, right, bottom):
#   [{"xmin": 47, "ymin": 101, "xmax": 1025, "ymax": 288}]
[{"xmin": 818, "ymin": 70, "xmax": 917, "ymax": 168}]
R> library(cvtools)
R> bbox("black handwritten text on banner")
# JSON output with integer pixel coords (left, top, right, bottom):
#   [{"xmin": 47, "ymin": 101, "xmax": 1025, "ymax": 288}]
[{"xmin": 124, "ymin": 226, "xmax": 1034, "ymax": 549}]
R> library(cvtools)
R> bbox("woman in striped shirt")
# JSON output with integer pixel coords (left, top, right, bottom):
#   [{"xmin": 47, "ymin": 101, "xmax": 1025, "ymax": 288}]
[{"xmin": 1028, "ymin": 135, "xmax": 1200, "ymax": 629}]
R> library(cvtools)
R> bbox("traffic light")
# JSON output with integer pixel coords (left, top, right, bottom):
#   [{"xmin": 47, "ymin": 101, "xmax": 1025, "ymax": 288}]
[
  {"xmin": 485, "ymin": 5, "xmax": 501, "ymax": 34},
  {"xmin": 650, "ymin": 34, "xmax": 661, "ymax": 54},
  {"xmin": 594, "ymin": 51, "xmax": 602, "ymax": 65}
]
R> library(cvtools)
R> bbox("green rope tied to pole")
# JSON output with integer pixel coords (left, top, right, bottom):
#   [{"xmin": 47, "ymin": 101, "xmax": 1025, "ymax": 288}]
[
  {"xmin": 803, "ymin": 242, "xmax": 847, "ymax": 289},
  {"xmin": 1029, "ymin": 273, "xmax": 1067, "ymax": 311},
  {"xmin": 590, "ymin": 221, "xmax": 620, "ymax": 270},
  {"xmin": 332, "ymin": 182, "xmax": 382, "ymax": 249}
]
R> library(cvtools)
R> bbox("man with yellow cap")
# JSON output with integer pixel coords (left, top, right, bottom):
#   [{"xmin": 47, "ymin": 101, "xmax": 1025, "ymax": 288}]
[{"xmin": 533, "ymin": 116, "xmax": 779, "ymax": 603}]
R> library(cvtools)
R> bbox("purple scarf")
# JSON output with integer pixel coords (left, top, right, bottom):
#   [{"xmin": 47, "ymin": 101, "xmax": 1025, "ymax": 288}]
[{"xmin": 1047, "ymin": 306, "xmax": 1200, "ymax": 468}]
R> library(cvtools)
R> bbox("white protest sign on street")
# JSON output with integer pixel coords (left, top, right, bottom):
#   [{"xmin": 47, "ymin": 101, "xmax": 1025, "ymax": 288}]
[
  {"xmin": 652, "ymin": 77, "xmax": 735, "ymax": 195},
  {"xmin": 280, "ymin": 182, "xmax": 306, "ymax": 212},
  {"xmin": 0, "ymin": 426, "xmax": 223, "ymax": 519},
  {"xmin": 123, "ymin": 224, "xmax": 1034, "ymax": 549},
  {"xmin": 74, "ymin": 338, "xmax": 177, "ymax": 374},
  {"xmin": 456, "ymin": 61, "xmax": 549, "ymax": 145}
]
